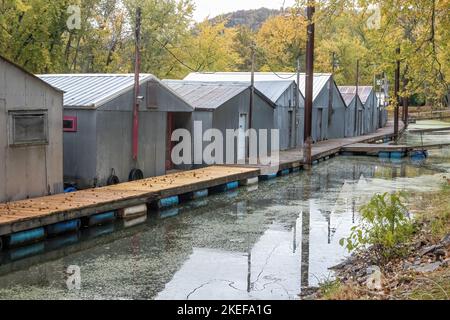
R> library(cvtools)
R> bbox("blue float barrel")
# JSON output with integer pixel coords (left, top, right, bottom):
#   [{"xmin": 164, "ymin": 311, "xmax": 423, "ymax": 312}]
[
  {"xmin": 192, "ymin": 189, "xmax": 208, "ymax": 199},
  {"xmin": 7, "ymin": 227, "xmax": 46, "ymax": 248},
  {"xmin": 390, "ymin": 151, "xmax": 404, "ymax": 159},
  {"xmin": 225, "ymin": 181, "xmax": 239, "ymax": 190},
  {"xmin": 46, "ymin": 219, "xmax": 81, "ymax": 237},
  {"xmin": 278, "ymin": 169, "xmax": 290, "ymax": 176},
  {"xmin": 64, "ymin": 187, "xmax": 77, "ymax": 193},
  {"xmin": 157, "ymin": 196, "xmax": 179, "ymax": 209},
  {"xmin": 87, "ymin": 211, "xmax": 116, "ymax": 226}
]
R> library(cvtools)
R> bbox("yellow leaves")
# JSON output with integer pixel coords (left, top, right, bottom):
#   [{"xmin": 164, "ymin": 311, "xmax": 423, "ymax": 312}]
[
  {"xmin": 256, "ymin": 14, "xmax": 307, "ymax": 71},
  {"xmin": 15, "ymin": 0, "xmax": 32, "ymax": 13}
]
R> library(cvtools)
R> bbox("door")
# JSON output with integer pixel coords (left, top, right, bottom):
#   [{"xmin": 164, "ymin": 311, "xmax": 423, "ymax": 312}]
[
  {"xmin": 238, "ymin": 113, "xmax": 247, "ymax": 161},
  {"xmin": 317, "ymin": 109, "xmax": 323, "ymax": 141},
  {"xmin": 165, "ymin": 112, "xmax": 175, "ymax": 170},
  {"xmin": 288, "ymin": 110, "xmax": 293, "ymax": 148}
]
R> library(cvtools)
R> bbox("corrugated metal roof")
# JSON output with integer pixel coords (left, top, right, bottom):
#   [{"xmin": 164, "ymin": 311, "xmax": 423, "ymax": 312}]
[
  {"xmin": 162, "ymin": 80, "xmax": 250, "ymax": 110},
  {"xmin": 184, "ymin": 72, "xmax": 332, "ymax": 101},
  {"xmin": 38, "ymin": 74, "xmax": 156, "ymax": 108},
  {"xmin": 253, "ymin": 81, "xmax": 295, "ymax": 103},
  {"xmin": 340, "ymin": 92, "xmax": 356, "ymax": 106},
  {"xmin": 338, "ymin": 85, "xmax": 374, "ymax": 104}
]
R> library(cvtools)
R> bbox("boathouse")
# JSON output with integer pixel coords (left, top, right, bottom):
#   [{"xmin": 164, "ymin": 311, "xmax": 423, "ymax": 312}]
[
  {"xmin": 184, "ymin": 72, "xmax": 345, "ymax": 143},
  {"xmin": 339, "ymin": 86, "xmax": 367, "ymax": 136},
  {"xmin": 339, "ymin": 88, "xmax": 365, "ymax": 138},
  {"xmin": 162, "ymin": 80, "xmax": 276, "ymax": 165},
  {"xmin": 39, "ymin": 74, "xmax": 194, "ymax": 188},
  {"xmin": 0, "ymin": 55, "xmax": 64, "ymax": 202},
  {"xmin": 358, "ymin": 86, "xmax": 378, "ymax": 133}
]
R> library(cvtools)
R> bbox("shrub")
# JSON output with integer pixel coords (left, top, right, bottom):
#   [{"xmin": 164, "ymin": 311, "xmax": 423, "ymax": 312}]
[{"xmin": 340, "ymin": 192, "xmax": 415, "ymax": 263}]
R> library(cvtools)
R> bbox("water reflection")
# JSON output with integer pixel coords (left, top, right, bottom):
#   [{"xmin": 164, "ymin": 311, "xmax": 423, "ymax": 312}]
[{"xmin": 0, "ymin": 138, "xmax": 448, "ymax": 299}]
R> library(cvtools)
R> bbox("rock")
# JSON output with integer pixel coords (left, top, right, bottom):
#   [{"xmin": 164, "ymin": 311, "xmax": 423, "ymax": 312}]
[
  {"xmin": 409, "ymin": 261, "xmax": 442, "ymax": 273},
  {"xmin": 441, "ymin": 233, "xmax": 450, "ymax": 246},
  {"xmin": 419, "ymin": 244, "xmax": 442, "ymax": 256},
  {"xmin": 329, "ymin": 256, "xmax": 357, "ymax": 270},
  {"xmin": 434, "ymin": 248, "xmax": 446, "ymax": 259}
]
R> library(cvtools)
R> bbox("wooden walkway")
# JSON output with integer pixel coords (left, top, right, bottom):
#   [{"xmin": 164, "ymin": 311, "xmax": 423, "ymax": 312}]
[
  {"xmin": 0, "ymin": 166, "xmax": 258, "ymax": 236},
  {"xmin": 0, "ymin": 120, "xmax": 404, "ymax": 240},
  {"xmin": 247, "ymin": 121, "xmax": 405, "ymax": 174}
]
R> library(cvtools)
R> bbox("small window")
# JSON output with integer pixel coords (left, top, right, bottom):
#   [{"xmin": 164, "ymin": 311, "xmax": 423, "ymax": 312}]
[
  {"xmin": 9, "ymin": 111, "xmax": 48, "ymax": 146},
  {"xmin": 63, "ymin": 116, "xmax": 77, "ymax": 132}
]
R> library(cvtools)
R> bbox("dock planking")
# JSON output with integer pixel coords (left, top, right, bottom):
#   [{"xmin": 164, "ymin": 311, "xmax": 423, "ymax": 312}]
[
  {"xmin": 0, "ymin": 121, "xmax": 406, "ymax": 239},
  {"xmin": 240, "ymin": 121, "xmax": 405, "ymax": 174},
  {"xmin": 0, "ymin": 166, "xmax": 259, "ymax": 236}
]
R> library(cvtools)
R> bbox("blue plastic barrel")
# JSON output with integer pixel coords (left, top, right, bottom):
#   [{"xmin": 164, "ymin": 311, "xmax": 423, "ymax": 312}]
[
  {"xmin": 7, "ymin": 227, "xmax": 46, "ymax": 248},
  {"xmin": 292, "ymin": 167, "xmax": 301, "ymax": 173},
  {"xmin": 46, "ymin": 219, "xmax": 81, "ymax": 237},
  {"xmin": 278, "ymin": 169, "xmax": 290, "ymax": 176},
  {"xmin": 192, "ymin": 189, "xmax": 208, "ymax": 199},
  {"xmin": 87, "ymin": 211, "xmax": 116, "ymax": 226},
  {"xmin": 225, "ymin": 181, "xmax": 239, "ymax": 190},
  {"xmin": 158, "ymin": 196, "xmax": 179, "ymax": 209},
  {"xmin": 378, "ymin": 151, "xmax": 390, "ymax": 159},
  {"xmin": 64, "ymin": 187, "xmax": 77, "ymax": 193},
  {"xmin": 390, "ymin": 151, "xmax": 404, "ymax": 159}
]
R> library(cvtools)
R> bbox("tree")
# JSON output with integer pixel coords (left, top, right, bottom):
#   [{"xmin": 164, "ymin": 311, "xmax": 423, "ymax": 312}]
[{"xmin": 256, "ymin": 12, "xmax": 307, "ymax": 72}]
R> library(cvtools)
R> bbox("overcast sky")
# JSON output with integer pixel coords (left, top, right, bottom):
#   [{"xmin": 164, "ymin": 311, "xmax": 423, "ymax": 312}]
[{"xmin": 192, "ymin": 0, "xmax": 297, "ymax": 21}]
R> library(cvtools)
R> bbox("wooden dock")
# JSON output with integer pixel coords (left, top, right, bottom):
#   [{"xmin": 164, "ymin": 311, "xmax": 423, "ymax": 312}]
[
  {"xmin": 247, "ymin": 121, "xmax": 405, "ymax": 174},
  {"xmin": 0, "ymin": 120, "xmax": 407, "ymax": 247},
  {"xmin": 0, "ymin": 166, "xmax": 258, "ymax": 236}
]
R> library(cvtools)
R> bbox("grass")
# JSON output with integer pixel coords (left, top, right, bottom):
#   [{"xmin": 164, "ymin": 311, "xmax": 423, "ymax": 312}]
[
  {"xmin": 317, "ymin": 183, "xmax": 450, "ymax": 300},
  {"xmin": 396, "ymin": 269, "xmax": 450, "ymax": 300},
  {"xmin": 318, "ymin": 279, "xmax": 360, "ymax": 300},
  {"xmin": 414, "ymin": 183, "xmax": 450, "ymax": 241}
]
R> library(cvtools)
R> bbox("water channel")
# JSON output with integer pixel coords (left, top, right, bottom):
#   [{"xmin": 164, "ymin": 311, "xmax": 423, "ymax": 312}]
[{"xmin": 0, "ymin": 121, "xmax": 449, "ymax": 300}]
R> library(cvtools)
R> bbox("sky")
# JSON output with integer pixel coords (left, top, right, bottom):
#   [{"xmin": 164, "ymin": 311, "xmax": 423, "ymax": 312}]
[{"xmin": 192, "ymin": 0, "xmax": 297, "ymax": 22}]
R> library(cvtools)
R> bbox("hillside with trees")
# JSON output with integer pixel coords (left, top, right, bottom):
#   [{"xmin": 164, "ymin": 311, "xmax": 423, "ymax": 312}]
[{"xmin": 0, "ymin": 0, "xmax": 448, "ymax": 107}]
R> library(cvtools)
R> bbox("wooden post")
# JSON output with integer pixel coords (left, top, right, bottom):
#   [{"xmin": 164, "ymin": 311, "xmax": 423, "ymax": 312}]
[
  {"xmin": 354, "ymin": 59, "xmax": 359, "ymax": 135},
  {"xmin": 303, "ymin": 0, "xmax": 315, "ymax": 166},
  {"xmin": 394, "ymin": 47, "xmax": 400, "ymax": 140},
  {"xmin": 132, "ymin": 7, "xmax": 141, "ymax": 161}
]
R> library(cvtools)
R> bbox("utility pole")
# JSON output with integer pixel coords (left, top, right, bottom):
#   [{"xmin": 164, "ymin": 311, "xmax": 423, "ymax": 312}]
[
  {"xmin": 328, "ymin": 52, "xmax": 335, "ymax": 126},
  {"xmin": 247, "ymin": 45, "xmax": 255, "ymax": 160},
  {"xmin": 394, "ymin": 47, "xmax": 400, "ymax": 140},
  {"xmin": 402, "ymin": 76, "xmax": 409, "ymax": 126},
  {"xmin": 295, "ymin": 57, "xmax": 300, "ymax": 148},
  {"xmin": 132, "ymin": 7, "xmax": 141, "ymax": 161},
  {"xmin": 354, "ymin": 59, "xmax": 359, "ymax": 135},
  {"xmin": 303, "ymin": 0, "xmax": 315, "ymax": 166}
]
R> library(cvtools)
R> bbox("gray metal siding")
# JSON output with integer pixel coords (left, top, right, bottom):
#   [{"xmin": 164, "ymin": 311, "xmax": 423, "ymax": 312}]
[
  {"xmin": 63, "ymin": 110, "xmax": 97, "ymax": 187},
  {"xmin": 311, "ymin": 84, "xmax": 330, "ymax": 142},
  {"xmin": 327, "ymin": 85, "xmax": 347, "ymax": 139},
  {"xmin": 274, "ymin": 84, "xmax": 302, "ymax": 150},
  {"xmin": 95, "ymin": 110, "xmax": 167, "ymax": 186},
  {"xmin": 0, "ymin": 58, "xmax": 63, "ymax": 202}
]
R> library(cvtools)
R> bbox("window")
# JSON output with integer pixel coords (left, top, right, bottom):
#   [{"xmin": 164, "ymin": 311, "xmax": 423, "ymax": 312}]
[
  {"xmin": 63, "ymin": 116, "xmax": 77, "ymax": 132},
  {"xmin": 9, "ymin": 111, "xmax": 48, "ymax": 146}
]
